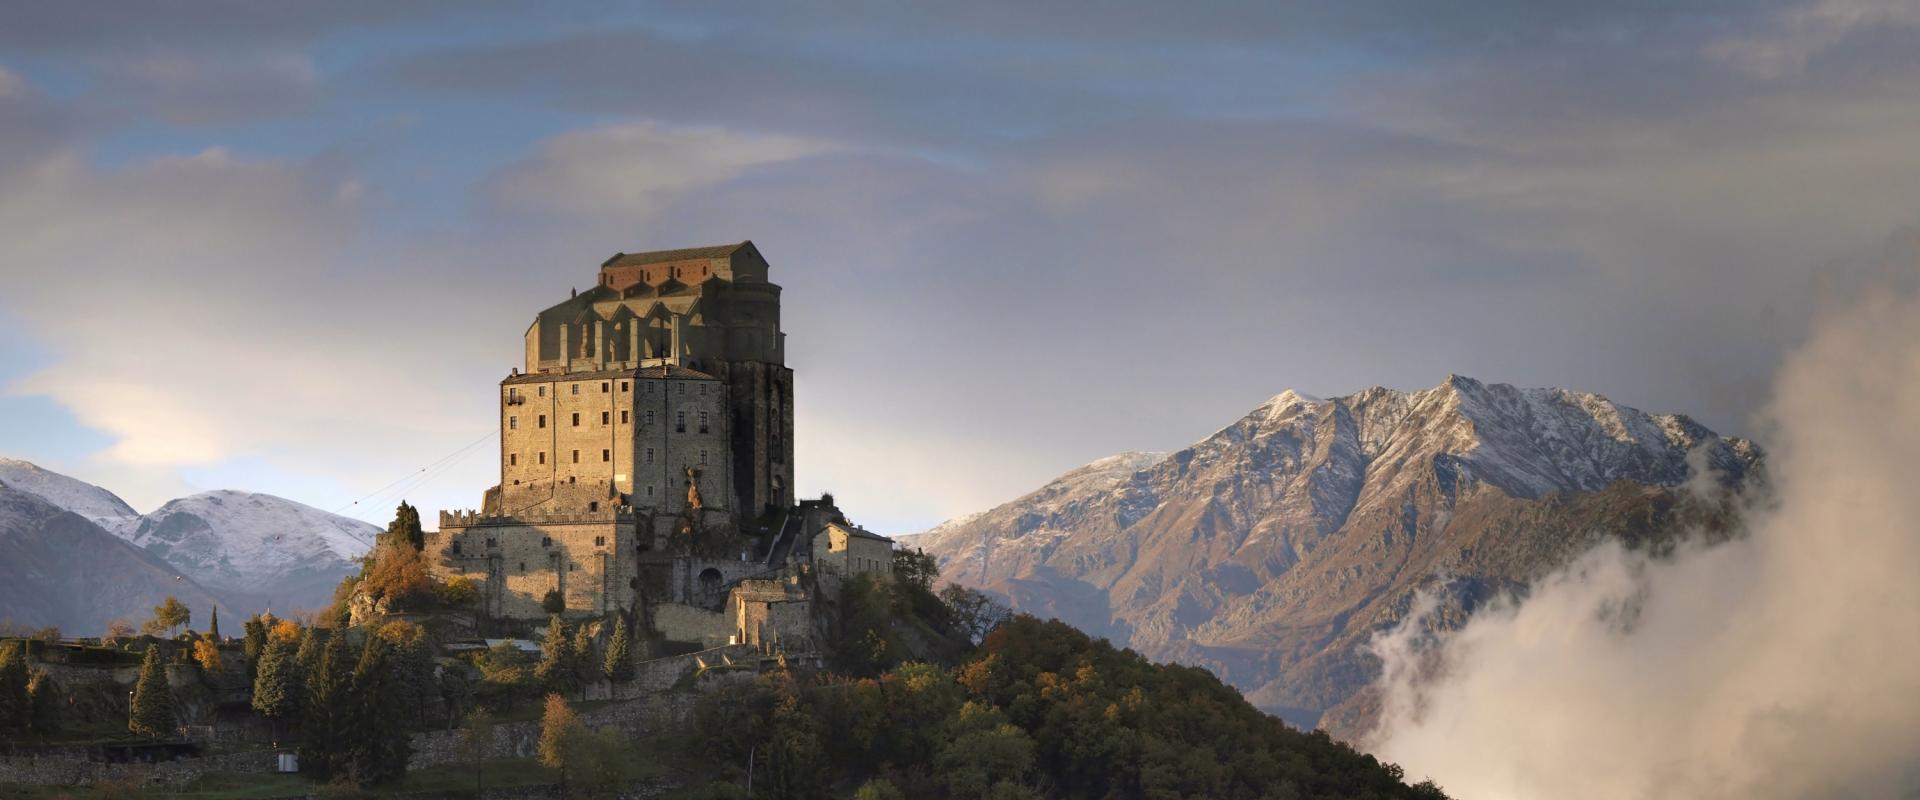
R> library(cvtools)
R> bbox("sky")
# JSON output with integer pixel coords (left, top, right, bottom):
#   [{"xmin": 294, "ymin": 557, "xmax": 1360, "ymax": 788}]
[{"xmin": 2, "ymin": 0, "xmax": 1919, "ymax": 534}]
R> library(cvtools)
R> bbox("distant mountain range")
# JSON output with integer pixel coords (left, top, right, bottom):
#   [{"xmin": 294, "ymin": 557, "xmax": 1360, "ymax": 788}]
[
  {"xmin": 0, "ymin": 458, "xmax": 378, "ymax": 633},
  {"xmin": 911, "ymin": 376, "xmax": 1761, "ymax": 735}
]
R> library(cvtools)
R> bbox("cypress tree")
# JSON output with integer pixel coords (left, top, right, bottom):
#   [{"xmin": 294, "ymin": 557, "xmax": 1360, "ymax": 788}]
[
  {"xmin": 348, "ymin": 635, "xmax": 412, "ymax": 785},
  {"xmin": 27, "ymin": 670, "xmax": 60, "ymax": 738},
  {"xmin": 300, "ymin": 633, "xmax": 353, "ymax": 779},
  {"xmin": 208, "ymin": 606, "xmax": 220, "ymax": 641},
  {"xmin": 0, "ymin": 642, "xmax": 29, "ymax": 741},
  {"xmin": 129, "ymin": 645, "xmax": 175, "ymax": 739},
  {"xmin": 603, "ymin": 616, "xmax": 634, "ymax": 681}
]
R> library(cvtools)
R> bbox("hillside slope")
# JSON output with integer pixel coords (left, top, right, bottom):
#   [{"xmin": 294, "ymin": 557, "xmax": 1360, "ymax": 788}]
[{"xmin": 914, "ymin": 376, "xmax": 1759, "ymax": 732}]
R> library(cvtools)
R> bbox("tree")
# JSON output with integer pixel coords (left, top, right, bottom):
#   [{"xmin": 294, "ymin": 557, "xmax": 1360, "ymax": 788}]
[
  {"xmin": 129, "ymin": 645, "xmax": 175, "ymax": 739},
  {"xmin": 538, "ymin": 693, "xmax": 586, "ymax": 794},
  {"xmin": 242, "ymin": 615, "xmax": 268, "ymax": 682},
  {"xmin": 892, "ymin": 548, "xmax": 939, "ymax": 592},
  {"xmin": 541, "ymin": 590, "xmax": 566, "ymax": 615},
  {"xmin": 852, "ymin": 779, "xmax": 906, "ymax": 800},
  {"xmin": 536, "ymin": 616, "xmax": 581, "ymax": 697},
  {"xmin": 208, "ymin": 606, "xmax": 220, "ymax": 641},
  {"xmin": 192, "ymin": 637, "xmax": 223, "ymax": 672},
  {"xmin": 939, "ymin": 585, "xmax": 1012, "ymax": 644},
  {"xmin": 602, "ymin": 616, "xmax": 633, "ymax": 681},
  {"xmin": 301, "ymin": 633, "xmax": 353, "ymax": 779},
  {"xmin": 0, "ymin": 642, "xmax": 29, "ymax": 742},
  {"xmin": 438, "ymin": 576, "xmax": 481, "ymax": 607},
  {"xmin": 104, "ymin": 618, "xmax": 137, "ymax": 645},
  {"xmin": 26, "ymin": 670, "xmax": 60, "ymax": 739},
  {"xmin": 376, "ymin": 621, "xmax": 436, "ymax": 727},
  {"xmin": 934, "ymin": 702, "xmax": 1037, "ymax": 799},
  {"xmin": 252, "ymin": 638, "xmax": 299, "ymax": 740},
  {"xmin": 576, "ymin": 726, "xmax": 638, "ymax": 799},
  {"xmin": 144, "ymin": 596, "xmax": 191, "ymax": 637},
  {"xmin": 455, "ymin": 708, "xmax": 495, "ymax": 798},
  {"xmin": 388, "ymin": 501, "xmax": 426, "ymax": 551},
  {"xmin": 348, "ymin": 635, "xmax": 411, "ymax": 785}
]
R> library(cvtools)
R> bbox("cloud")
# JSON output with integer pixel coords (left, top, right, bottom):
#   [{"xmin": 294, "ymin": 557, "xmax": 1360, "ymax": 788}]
[
  {"xmin": 89, "ymin": 50, "xmax": 321, "ymax": 126},
  {"xmin": 1709, "ymin": 0, "xmax": 1920, "ymax": 77},
  {"xmin": 483, "ymin": 121, "xmax": 835, "ymax": 220},
  {"xmin": 1365, "ymin": 241, "xmax": 1920, "ymax": 798}
]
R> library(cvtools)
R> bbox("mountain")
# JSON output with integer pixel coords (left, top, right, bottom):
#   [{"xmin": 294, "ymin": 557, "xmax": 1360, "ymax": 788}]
[
  {"xmin": 0, "ymin": 457, "xmax": 139, "ymax": 529},
  {"xmin": 0, "ymin": 458, "xmax": 382, "ymax": 624},
  {"xmin": 912, "ymin": 375, "xmax": 1760, "ymax": 735},
  {"xmin": 119, "ymin": 490, "xmax": 379, "ymax": 616},
  {"xmin": 0, "ymin": 483, "xmax": 224, "ymax": 634}
]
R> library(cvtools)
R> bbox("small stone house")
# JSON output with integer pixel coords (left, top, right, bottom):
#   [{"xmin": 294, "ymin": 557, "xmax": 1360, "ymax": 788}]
[{"xmin": 812, "ymin": 521, "xmax": 894, "ymax": 577}]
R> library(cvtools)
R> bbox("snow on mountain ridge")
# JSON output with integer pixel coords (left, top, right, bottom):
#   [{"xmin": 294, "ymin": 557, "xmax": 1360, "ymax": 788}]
[
  {"xmin": 125, "ymin": 489, "xmax": 379, "ymax": 597},
  {"xmin": 0, "ymin": 456, "xmax": 140, "ymax": 528}
]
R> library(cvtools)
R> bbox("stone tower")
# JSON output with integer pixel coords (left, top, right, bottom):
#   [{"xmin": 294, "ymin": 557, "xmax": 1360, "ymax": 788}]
[{"xmin": 505, "ymin": 241, "xmax": 795, "ymax": 520}]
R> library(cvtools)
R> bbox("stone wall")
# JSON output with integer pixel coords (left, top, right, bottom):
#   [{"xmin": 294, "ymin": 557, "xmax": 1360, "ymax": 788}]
[
  {"xmin": 0, "ymin": 748, "xmax": 274, "ymax": 788},
  {"xmin": 648, "ymin": 605, "xmax": 734, "ymax": 649}
]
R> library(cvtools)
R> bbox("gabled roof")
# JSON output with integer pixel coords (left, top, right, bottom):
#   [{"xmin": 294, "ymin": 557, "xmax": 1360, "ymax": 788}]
[{"xmin": 601, "ymin": 241, "xmax": 752, "ymax": 269}]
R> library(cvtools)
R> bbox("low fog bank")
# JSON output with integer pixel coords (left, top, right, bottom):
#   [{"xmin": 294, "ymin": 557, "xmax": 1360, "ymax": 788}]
[{"xmin": 1366, "ymin": 253, "xmax": 1920, "ymax": 799}]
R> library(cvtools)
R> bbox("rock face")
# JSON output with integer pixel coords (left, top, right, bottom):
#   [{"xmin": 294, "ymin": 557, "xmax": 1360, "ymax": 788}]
[
  {"xmin": 120, "ymin": 490, "xmax": 378, "ymax": 616},
  {"xmin": 0, "ymin": 458, "xmax": 381, "ymax": 625},
  {"xmin": 912, "ymin": 376, "xmax": 1760, "ymax": 733},
  {"xmin": 0, "ymin": 484, "xmax": 223, "ymax": 634}
]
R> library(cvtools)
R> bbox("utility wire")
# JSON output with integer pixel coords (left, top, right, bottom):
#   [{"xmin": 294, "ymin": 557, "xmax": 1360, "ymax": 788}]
[{"xmin": 332, "ymin": 430, "xmax": 494, "ymax": 515}]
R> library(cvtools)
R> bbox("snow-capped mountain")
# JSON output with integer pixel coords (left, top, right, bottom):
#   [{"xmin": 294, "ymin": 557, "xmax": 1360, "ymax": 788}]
[
  {"xmin": 123, "ymin": 490, "xmax": 378, "ymax": 613},
  {"xmin": 0, "ymin": 457, "xmax": 140, "ymax": 530},
  {"xmin": 913, "ymin": 376, "xmax": 1761, "ymax": 735},
  {"xmin": 0, "ymin": 483, "xmax": 224, "ymax": 635},
  {"xmin": 0, "ymin": 458, "xmax": 381, "ymax": 622}
]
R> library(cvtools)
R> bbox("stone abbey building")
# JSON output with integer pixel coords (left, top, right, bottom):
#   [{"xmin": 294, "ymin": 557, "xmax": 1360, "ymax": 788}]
[{"xmin": 427, "ymin": 242, "xmax": 889, "ymax": 648}]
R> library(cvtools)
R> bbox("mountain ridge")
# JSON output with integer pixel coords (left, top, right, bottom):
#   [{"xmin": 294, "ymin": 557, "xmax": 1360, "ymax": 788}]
[{"xmin": 913, "ymin": 376, "xmax": 1759, "ymax": 733}]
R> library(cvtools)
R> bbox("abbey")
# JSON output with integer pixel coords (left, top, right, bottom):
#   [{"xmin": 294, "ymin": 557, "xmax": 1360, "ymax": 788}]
[{"xmin": 427, "ymin": 242, "xmax": 888, "ymax": 648}]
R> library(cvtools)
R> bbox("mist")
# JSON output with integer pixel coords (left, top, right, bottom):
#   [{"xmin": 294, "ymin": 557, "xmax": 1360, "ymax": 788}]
[{"xmin": 1365, "ymin": 256, "xmax": 1920, "ymax": 799}]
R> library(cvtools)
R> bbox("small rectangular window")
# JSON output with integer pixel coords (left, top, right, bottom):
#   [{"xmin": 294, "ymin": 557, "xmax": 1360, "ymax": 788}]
[
  {"xmin": 620, "ymin": 410, "xmax": 629, "ymax": 424},
  {"xmin": 595, "ymin": 536, "xmax": 606, "ymax": 547},
  {"xmin": 602, "ymin": 382, "xmax": 610, "ymax": 393},
  {"xmin": 538, "ymin": 415, "xmax": 547, "ymax": 428},
  {"xmin": 538, "ymin": 386, "xmax": 547, "ymax": 397},
  {"xmin": 538, "ymin": 451, "xmax": 546, "ymax": 464},
  {"xmin": 601, "ymin": 411, "xmax": 610, "ymax": 425},
  {"xmin": 645, "ymin": 447, "xmax": 654, "ymax": 464},
  {"xmin": 678, "ymin": 383, "xmax": 686, "ymax": 395},
  {"xmin": 572, "ymin": 449, "xmax": 580, "ymax": 463},
  {"xmin": 509, "ymin": 416, "xmax": 518, "ymax": 430},
  {"xmin": 701, "ymin": 384, "xmax": 708, "ymax": 395},
  {"xmin": 646, "ymin": 486, "xmax": 654, "ymax": 497},
  {"xmin": 675, "ymin": 411, "xmax": 686, "ymax": 433},
  {"xmin": 542, "ymin": 536, "xmax": 552, "ymax": 547},
  {"xmin": 602, "ymin": 449, "xmax": 610, "ymax": 462},
  {"xmin": 698, "ymin": 411, "xmax": 709, "ymax": 433},
  {"xmin": 699, "ymin": 449, "xmax": 707, "ymax": 464},
  {"xmin": 645, "ymin": 410, "xmax": 655, "ymax": 425},
  {"xmin": 571, "ymin": 412, "xmax": 580, "ymax": 427},
  {"xmin": 621, "ymin": 381, "xmax": 629, "ymax": 392},
  {"xmin": 509, "ymin": 454, "xmax": 518, "ymax": 466},
  {"xmin": 571, "ymin": 384, "xmax": 580, "ymax": 395}
]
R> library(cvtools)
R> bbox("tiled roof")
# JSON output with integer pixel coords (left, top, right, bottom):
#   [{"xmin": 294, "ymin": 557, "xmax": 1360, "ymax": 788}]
[{"xmin": 601, "ymin": 242, "xmax": 750, "ymax": 269}]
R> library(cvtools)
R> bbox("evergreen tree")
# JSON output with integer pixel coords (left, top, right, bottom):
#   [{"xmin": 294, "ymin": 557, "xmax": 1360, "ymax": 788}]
[
  {"xmin": 26, "ymin": 670, "xmax": 60, "ymax": 739},
  {"xmin": 571, "ymin": 622, "xmax": 597, "ymax": 693},
  {"xmin": 388, "ymin": 501, "xmax": 425, "ymax": 551},
  {"xmin": 242, "ymin": 616, "xmax": 268, "ymax": 683},
  {"xmin": 377, "ymin": 621, "xmax": 436, "ymax": 727},
  {"xmin": 536, "ymin": 616, "xmax": 580, "ymax": 697},
  {"xmin": 603, "ymin": 616, "xmax": 634, "ymax": 682},
  {"xmin": 129, "ymin": 645, "xmax": 175, "ymax": 739},
  {"xmin": 0, "ymin": 642, "xmax": 29, "ymax": 742},
  {"xmin": 348, "ymin": 635, "xmax": 411, "ymax": 785},
  {"xmin": 252, "ymin": 638, "xmax": 299, "ymax": 740},
  {"xmin": 300, "ymin": 633, "xmax": 353, "ymax": 779},
  {"xmin": 208, "ymin": 606, "xmax": 220, "ymax": 640}
]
